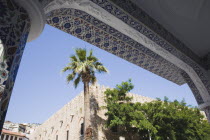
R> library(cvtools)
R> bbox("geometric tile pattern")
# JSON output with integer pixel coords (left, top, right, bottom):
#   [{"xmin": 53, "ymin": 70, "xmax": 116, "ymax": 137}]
[
  {"xmin": 46, "ymin": 8, "xmax": 186, "ymax": 85},
  {"xmin": 0, "ymin": 0, "xmax": 208, "ymax": 133},
  {"xmin": 41, "ymin": 0, "xmax": 210, "ymax": 109},
  {"xmin": 0, "ymin": 0, "xmax": 30, "ymax": 133},
  {"xmin": 181, "ymin": 71, "xmax": 204, "ymax": 105},
  {"xmin": 91, "ymin": 0, "xmax": 205, "ymax": 69},
  {"xmin": 41, "ymin": 0, "xmax": 210, "ymax": 121},
  {"xmin": 89, "ymin": 0, "xmax": 210, "ymax": 99},
  {"xmin": 41, "ymin": 0, "xmax": 210, "ymax": 103}
]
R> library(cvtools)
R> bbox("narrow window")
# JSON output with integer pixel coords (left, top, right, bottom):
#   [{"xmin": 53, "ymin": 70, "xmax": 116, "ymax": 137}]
[
  {"xmin": 66, "ymin": 130, "xmax": 69, "ymax": 140},
  {"xmin": 1, "ymin": 134, "xmax": 5, "ymax": 140},
  {"xmin": 5, "ymin": 135, "xmax": 9, "ymax": 140},
  {"xmin": 56, "ymin": 135, "xmax": 58, "ymax": 140},
  {"xmin": 80, "ymin": 123, "xmax": 84, "ymax": 136},
  {"xmin": 14, "ymin": 137, "xmax": 17, "ymax": 140},
  {"xmin": 19, "ymin": 138, "xmax": 22, "ymax": 140},
  {"xmin": 10, "ymin": 136, "xmax": 13, "ymax": 140}
]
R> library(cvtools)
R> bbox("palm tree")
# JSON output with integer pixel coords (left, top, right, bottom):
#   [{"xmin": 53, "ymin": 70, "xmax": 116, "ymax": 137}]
[{"xmin": 62, "ymin": 48, "xmax": 108, "ymax": 139}]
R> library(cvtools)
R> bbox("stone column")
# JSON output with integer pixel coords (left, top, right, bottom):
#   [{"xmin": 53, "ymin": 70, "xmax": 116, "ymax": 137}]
[{"xmin": 0, "ymin": 0, "xmax": 45, "ymax": 133}]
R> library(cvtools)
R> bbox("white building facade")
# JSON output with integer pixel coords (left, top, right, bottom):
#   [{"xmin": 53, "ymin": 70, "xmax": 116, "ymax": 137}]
[
  {"xmin": 1, "ymin": 129, "xmax": 28, "ymax": 140},
  {"xmin": 0, "ymin": 121, "xmax": 39, "ymax": 140}
]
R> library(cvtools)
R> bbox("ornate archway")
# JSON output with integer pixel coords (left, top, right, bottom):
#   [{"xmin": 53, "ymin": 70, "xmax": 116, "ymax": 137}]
[{"xmin": 1, "ymin": 0, "xmax": 210, "ymax": 133}]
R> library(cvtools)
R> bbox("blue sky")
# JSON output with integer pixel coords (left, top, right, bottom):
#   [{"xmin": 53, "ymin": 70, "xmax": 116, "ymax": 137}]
[{"xmin": 6, "ymin": 25, "xmax": 197, "ymax": 124}]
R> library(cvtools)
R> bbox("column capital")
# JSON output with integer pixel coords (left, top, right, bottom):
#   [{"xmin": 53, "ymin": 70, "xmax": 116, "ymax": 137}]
[{"xmin": 14, "ymin": 0, "xmax": 46, "ymax": 42}]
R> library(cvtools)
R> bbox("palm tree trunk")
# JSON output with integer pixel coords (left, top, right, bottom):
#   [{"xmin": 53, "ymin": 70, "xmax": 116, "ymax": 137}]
[{"xmin": 84, "ymin": 81, "xmax": 92, "ymax": 140}]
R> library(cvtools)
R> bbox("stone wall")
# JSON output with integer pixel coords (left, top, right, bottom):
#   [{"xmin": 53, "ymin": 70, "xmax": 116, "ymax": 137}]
[{"xmin": 29, "ymin": 84, "xmax": 154, "ymax": 140}]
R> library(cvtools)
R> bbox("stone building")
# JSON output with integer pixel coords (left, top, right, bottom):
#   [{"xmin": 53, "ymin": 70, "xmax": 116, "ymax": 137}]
[
  {"xmin": 0, "ymin": 121, "xmax": 40, "ymax": 140},
  {"xmin": 29, "ymin": 85, "xmax": 154, "ymax": 140},
  {"xmin": 2, "ymin": 121, "xmax": 40, "ymax": 135},
  {"xmin": 1, "ymin": 129, "xmax": 28, "ymax": 140}
]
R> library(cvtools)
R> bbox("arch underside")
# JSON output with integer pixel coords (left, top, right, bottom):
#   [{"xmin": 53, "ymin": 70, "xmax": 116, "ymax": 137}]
[
  {"xmin": 90, "ymin": 0, "xmax": 210, "ymax": 106},
  {"xmin": 46, "ymin": 8, "xmax": 185, "ymax": 85},
  {"xmin": 42, "ymin": 0, "xmax": 210, "ymax": 108}
]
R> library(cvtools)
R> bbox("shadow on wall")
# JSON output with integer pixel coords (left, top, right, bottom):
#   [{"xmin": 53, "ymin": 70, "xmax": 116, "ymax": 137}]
[{"xmin": 90, "ymin": 95, "xmax": 140, "ymax": 140}]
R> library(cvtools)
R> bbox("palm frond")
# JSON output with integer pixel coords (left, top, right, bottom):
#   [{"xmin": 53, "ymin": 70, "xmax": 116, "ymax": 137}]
[
  {"xmin": 90, "ymin": 73, "xmax": 97, "ymax": 85},
  {"xmin": 87, "ymin": 63, "xmax": 96, "ymax": 72},
  {"xmin": 87, "ymin": 50, "xmax": 98, "ymax": 62},
  {"xmin": 62, "ymin": 66, "xmax": 73, "ymax": 72},
  {"xmin": 96, "ymin": 64, "xmax": 109, "ymax": 73},
  {"xmin": 63, "ymin": 48, "xmax": 108, "ymax": 89},
  {"xmin": 74, "ymin": 63, "xmax": 84, "ymax": 73},
  {"xmin": 89, "ymin": 49, "xmax": 93, "ymax": 57},
  {"xmin": 66, "ymin": 73, "xmax": 76, "ymax": 83},
  {"xmin": 74, "ymin": 74, "xmax": 81, "ymax": 88},
  {"xmin": 76, "ymin": 48, "xmax": 86, "ymax": 61},
  {"xmin": 70, "ymin": 61, "xmax": 79, "ymax": 69},
  {"xmin": 70, "ymin": 55, "xmax": 78, "ymax": 62},
  {"xmin": 87, "ymin": 55, "xmax": 98, "ymax": 62},
  {"xmin": 95, "ymin": 62, "xmax": 103, "ymax": 66}
]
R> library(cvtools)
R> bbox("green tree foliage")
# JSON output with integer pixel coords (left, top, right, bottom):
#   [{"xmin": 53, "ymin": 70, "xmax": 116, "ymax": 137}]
[
  {"xmin": 141, "ymin": 98, "xmax": 210, "ymax": 140},
  {"xmin": 104, "ymin": 80, "xmax": 157, "ymax": 139},
  {"xmin": 104, "ymin": 80, "xmax": 210, "ymax": 140}
]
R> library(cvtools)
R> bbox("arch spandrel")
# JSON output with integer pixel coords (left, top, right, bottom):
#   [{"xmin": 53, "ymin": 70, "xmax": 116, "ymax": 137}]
[
  {"xmin": 46, "ymin": 8, "xmax": 185, "ymax": 86},
  {"xmin": 42, "ymin": 0, "xmax": 210, "ymax": 116},
  {"xmin": 87, "ymin": 0, "xmax": 210, "ymax": 101}
]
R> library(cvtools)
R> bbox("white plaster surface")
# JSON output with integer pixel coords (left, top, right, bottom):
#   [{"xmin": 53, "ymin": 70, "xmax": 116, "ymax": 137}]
[{"xmin": 15, "ymin": 0, "xmax": 46, "ymax": 42}]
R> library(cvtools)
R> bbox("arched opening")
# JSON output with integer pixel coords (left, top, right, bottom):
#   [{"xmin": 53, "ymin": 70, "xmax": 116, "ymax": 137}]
[{"xmin": 1, "ymin": 0, "xmax": 210, "ymax": 139}]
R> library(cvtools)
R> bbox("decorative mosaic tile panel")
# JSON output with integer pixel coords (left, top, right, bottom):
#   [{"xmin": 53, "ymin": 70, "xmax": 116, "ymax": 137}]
[
  {"xmin": 0, "ymin": 0, "xmax": 30, "ymax": 132},
  {"xmin": 88, "ymin": 0, "xmax": 210, "ymax": 97},
  {"xmin": 181, "ymin": 72, "xmax": 204, "ymax": 105},
  {"xmin": 91, "ymin": 0, "xmax": 205, "ymax": 68},
  {"xmin": 46, "ymin": 8, "xmax": 185, "ymax": 85}
]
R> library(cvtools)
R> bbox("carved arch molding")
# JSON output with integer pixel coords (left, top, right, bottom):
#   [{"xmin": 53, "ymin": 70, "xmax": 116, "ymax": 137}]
[{"xmin": 42, "ymin": 0, "xmax": 210, "ymax": 111}]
